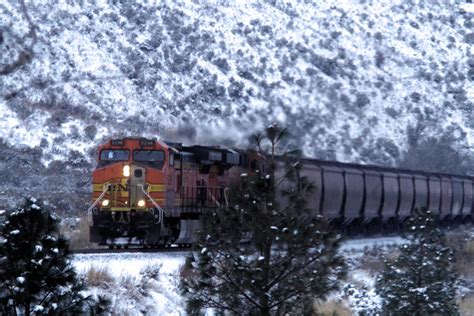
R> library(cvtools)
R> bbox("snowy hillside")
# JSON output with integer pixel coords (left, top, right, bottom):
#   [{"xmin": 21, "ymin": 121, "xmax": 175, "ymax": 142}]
[{"xmin": 0, "ymin": 0, "xmax": 473, "ymax": 211}]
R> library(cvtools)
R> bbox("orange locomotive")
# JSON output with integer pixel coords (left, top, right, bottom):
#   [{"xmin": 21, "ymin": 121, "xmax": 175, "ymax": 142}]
[{"xmin": 88, "ymin": 137, "xmax": 253, "ymax": 246}]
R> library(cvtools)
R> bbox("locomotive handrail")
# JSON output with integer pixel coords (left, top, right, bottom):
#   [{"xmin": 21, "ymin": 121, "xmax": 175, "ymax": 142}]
[
  {"xmin": 224, "ymin": 188, "xmax": 230, "ymax": 207},
  {"xmin": 209, "ymin": 192, "xmax": 221, "ymax": 207},
  {"xmin": 138, "ymin": 184, "xmax": 164, "ymax": 227},
  {"xmin": 87, "ymin": 184, "xmax": 111, "ymax": 222}
]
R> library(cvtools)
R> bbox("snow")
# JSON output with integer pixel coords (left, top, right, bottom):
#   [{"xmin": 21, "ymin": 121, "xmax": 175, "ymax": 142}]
[
  {"xmin": 69, "ymin": 236, "xmax": 410, "ymax": 314},
  {"xmin": 324, "ymin": 235, "xmax": 412, "ymax": 313},
  {"xmin": 343, "ymin": 283, "xmax": 381, "ymax": 314},
  {"xmin": 72, "ymin": 252, "xmax": 186, "ymax": 314},
  {"xmin": 0, "ymin": 0, "xmax": 471, "ymax": 175},
  {"xmin": 339, "ymin": 236, "xmax": 406, "ymax": 252},
  {"xmin": 45, "ymin": 235, "xmax": 57, "ymax": 241},
  {"xmin": 16, "ymin": 276, "xmax": 25, "ymax": 284},
  {"xmin": 73, "ymin": 252, "xmax": 184, "ymax": 277},
  {"xmin": 459, "ymin": 3, "xmax": 474, "ymax": 13},
  {"xmin": 1, "ymin": 0, "xmax": 473, "ymax": 311},
  {"xmin": 33, "ymin": 305, "xmax": 44, "ymax": 312}
]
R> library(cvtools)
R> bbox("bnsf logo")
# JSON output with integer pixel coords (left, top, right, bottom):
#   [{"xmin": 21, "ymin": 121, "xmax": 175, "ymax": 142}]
[{"xmin": 107, "ymin": 184, "xmax": 128, "ymax": 192}]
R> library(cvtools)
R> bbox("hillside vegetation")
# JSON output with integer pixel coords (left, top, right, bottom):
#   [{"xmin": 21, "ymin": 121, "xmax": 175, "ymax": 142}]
[{"xmin": 0, "ymin": 0, "xmax": 472, "ymax": 212}]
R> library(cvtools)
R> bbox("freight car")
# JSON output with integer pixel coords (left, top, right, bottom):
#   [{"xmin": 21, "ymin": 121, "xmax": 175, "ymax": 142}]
[
  {"xmin": 297, "ymin": 158, "xmax": 473, "ymax": 234},
  {"xmin": 88, "ymin": 137, "xmax": 473, "ymax": 246}
]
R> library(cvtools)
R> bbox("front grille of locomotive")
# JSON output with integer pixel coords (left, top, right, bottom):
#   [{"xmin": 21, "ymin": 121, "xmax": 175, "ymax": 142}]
[{"xmin": 95, "ymin": 164, "xmax": 150, "ymax": 212}]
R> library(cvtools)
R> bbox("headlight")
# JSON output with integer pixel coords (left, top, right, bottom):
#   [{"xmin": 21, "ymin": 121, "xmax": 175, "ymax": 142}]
[
  {"xmin": 123, "ymin": 165, "xmax": 130, "ymax": 177},
  {"xmin": 137, "ymin": 200, "xmax": 146, "ymax": 207},
  {"xmin": 102, "ymin": 199, "xmax": 110, "ymax": 207}
]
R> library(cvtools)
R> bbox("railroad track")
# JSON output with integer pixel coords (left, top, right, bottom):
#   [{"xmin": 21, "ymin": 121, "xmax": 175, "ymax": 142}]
[
  {"xmin": 70, "ymin": 224, "xmax": 473, "ymax": 255},
  {"xmin": 71, "ymin": 245, "xmax": 193, "ymax": 255}
]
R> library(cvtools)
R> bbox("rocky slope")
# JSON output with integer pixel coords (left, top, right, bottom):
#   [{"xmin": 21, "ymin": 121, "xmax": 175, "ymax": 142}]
[{"xmin": 0, "ymin": 0, "xmax": 473, "ymax": 212}]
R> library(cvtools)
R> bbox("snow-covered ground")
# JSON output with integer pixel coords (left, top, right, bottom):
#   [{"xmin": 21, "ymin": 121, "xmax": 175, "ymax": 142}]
[
  {"xmin": 73, "ymin": 252, "xmax": 187, "ymax": 315},
  {"xmin": 71, "ymin": 231, "xmax": 474, "ymax": 315},
  {"xmin": 73, "ymin": 252, "xmax": 185, "ymax": 278},
  {"xmin": 70, "ymin": 237, "xmax": 403, "ymax": 314},
  {"xmin": 340, "ymin": 236, "xmax": 405, "ymax": 252},
  {"xmin": 335, "ymin": 236, "xmax": 406, "ymax": 313}
]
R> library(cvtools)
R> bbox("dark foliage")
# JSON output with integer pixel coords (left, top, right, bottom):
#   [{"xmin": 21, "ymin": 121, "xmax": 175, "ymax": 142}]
[
  {"xmin": 376, "ymin": 207, "xmax": 459, "ymax": 315},
  {"xmin": 0, "ymin": 198, "xmax": 93, "ymax": 315},
  {"xmin": 399, "ymin": 132, "xmax": 472, "ymax": 175}
]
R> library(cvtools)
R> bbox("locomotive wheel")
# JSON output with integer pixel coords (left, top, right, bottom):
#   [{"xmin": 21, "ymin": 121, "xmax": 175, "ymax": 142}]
[
  {"xmin": 163, "ymin": 217, "xmax": 181, "ymax": 244},
  {"xmin": 98, "ymin": 234, "xmax": 108, "ymax": 246}
]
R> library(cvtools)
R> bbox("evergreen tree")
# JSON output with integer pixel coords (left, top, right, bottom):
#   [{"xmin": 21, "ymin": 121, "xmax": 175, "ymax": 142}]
[
  {"xmin": 0, "ymin": 198, "xmax": 92, "ymax": 315},
  {"xmin": 181, "ymin": 124, "xmax": 346, "ymax": 315},
  {"xmin": 376, "ymin": 207, "xmax": 458, "ymax": 316}
]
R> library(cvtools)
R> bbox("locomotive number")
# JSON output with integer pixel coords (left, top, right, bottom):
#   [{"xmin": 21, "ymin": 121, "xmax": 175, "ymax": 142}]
[{"xmin": 108, "ymin": 184, "xmax": 128, "ymax": 192}]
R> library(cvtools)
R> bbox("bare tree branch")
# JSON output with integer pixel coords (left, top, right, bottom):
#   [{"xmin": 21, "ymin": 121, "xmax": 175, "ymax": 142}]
[{"xmin": 0, "ymin": 0, "xmax": 37, "ymax": 76}]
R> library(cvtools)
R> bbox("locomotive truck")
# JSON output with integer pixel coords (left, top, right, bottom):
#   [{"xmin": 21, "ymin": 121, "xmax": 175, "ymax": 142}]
[{"xmin": 89, "ymin": 137, "xmax": 473, "ymax": 246}]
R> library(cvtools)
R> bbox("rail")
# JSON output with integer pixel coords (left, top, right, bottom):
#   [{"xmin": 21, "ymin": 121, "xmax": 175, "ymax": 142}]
[{"xmin": 71, "ymin": 245, "xmax": 192, "ymax": 254}]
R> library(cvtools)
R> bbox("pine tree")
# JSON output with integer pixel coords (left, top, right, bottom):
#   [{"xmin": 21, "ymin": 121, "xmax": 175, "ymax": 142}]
[
  {"xmin": 181, "ymin": 124, "xmax": 346, "ymax": 315},
  {"xmin": 376, "ymin": 207, "xmax": 459, "ymax": 316},
  {"xmin": 0, "ymin": 198, "xmax": 92, "ymax": 315}
]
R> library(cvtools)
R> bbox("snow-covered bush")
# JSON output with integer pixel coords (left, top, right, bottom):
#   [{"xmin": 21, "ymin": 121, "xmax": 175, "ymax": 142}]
[
  {"xmin": 0, "ymin": 197, "xmax": 94, "ymax": 314},
  {"xmin": 343, "ymin": 284, "xmax": 381, "ymax": 315},
  {"xmin": 376, "ymin": 207, "xmax": 459, "ymax": 315}
]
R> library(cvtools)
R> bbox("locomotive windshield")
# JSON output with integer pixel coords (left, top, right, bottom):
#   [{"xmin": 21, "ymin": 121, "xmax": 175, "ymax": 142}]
[
  {"xmin": 133, "ymin": 150, "xmax": 165, "ymax": 162},
  {"xmin": 100, "ymin": 149, "xmax": 129, "ymax": 161}
]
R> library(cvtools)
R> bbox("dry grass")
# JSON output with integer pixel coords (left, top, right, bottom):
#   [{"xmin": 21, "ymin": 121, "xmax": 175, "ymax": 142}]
[
  {"xmin": 84, "ymin": 267, "xmax": 151, "ymax": 314},
  {"xmin": 358, "ymin": 256, "xmax": 385, "ymax": 274},
  {"xmin": 356, "ymin": 246, "xmax": 399, "ymax": 275},
  {"xmin": 459, "ymin": 293, "xmax": 474, "ymax": 316},
  {"xmin": 447, "ymin": 231, "xmax": 474, "ymax": 277},
  {"xmin": 314, "ymin": 299, "xmax": 352, "ymax": 316},
  {"xmin": 179, "ymin": 259, "xmax": 198, "ymax": 280},
  {"xmin": 118, "ymin": 275, "xmax": 138, "ymax": 291},
  {"xmin": 61, "ymin": 216, "xmax": 92, "ymax": 249},
  {"xmin": 456, "ymin": 240, "xmax": 474, "ymax": 277},
  {"xmin": 140, "ymin": 263, "xmax": 161, "ymax": 280},
  {"xmin": 84, "ymin": 266, "xmax": 114, "ymax": 288}
]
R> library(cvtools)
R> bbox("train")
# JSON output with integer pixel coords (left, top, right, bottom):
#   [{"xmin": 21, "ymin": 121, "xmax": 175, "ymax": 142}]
[{"xmin": 88, "ymin": 137, "xmax": 474, "ymax": 246}]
